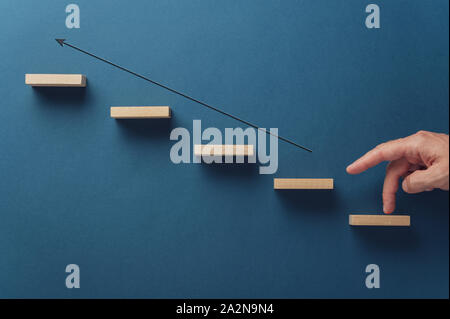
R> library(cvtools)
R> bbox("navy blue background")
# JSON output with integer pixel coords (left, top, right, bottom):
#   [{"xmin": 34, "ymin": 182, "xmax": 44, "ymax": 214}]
[{"xmin": 0, "ymin": 0, "xmax": 448, "ymax": 298}]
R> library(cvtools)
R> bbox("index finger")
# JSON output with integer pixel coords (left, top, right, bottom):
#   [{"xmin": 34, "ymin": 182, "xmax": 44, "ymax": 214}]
[{"xmin": 346, "ymin": 138, "xmax": 408, "ymax": 174}]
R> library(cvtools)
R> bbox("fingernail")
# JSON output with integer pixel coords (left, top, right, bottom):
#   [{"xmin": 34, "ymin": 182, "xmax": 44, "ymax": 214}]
[{"xmin": 383, "ymin": 206, "xmax": 392, "ymax": 214}]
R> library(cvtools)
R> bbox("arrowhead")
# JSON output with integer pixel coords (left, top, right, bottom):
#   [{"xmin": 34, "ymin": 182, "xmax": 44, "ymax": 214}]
[{"xmin": 55, "ymin": 39, "xmax": 66, "ymax": 47}]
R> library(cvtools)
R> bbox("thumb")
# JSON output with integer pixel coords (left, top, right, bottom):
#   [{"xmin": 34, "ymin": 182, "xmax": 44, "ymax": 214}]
[{"xmin": 402, "ymin": 166, "xmax": 441, "ymax": 194}]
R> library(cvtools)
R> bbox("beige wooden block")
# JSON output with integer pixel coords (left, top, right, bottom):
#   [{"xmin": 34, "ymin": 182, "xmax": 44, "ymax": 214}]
[
  {"xmin": 194, "ymin": 144, "xmax": 254, "ymax": 157},
  {"xmin": 110, "ymin": 106, "xmax": 171, "ymax": 119},
  {"xmin": 25, "ymin": 74, "xmax": 86, "ymax": 87},
  {"xmin": 273, "ymin": 178, "xmax": 334, "ymax": 190},
  {"xmin": 349, "ymin": 214, "xmax": 411, "ymax": 226}
]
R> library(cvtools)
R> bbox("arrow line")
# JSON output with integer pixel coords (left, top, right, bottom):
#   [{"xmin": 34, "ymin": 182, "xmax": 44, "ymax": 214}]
[{"xmin": 56, "ymin": 38, "xmax": 312, "ymax": 152}]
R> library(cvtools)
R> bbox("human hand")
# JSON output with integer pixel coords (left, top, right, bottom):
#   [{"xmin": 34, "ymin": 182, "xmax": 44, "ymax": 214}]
[{"xmin": 346, "ymin": 131, "xmax": 449, "ymax": 214}]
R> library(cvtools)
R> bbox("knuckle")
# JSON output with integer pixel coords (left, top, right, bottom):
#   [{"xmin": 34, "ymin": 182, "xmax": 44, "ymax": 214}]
[
  {"xmin": 412, "ymin": 131, "xmax": 430, "ymax": 148},
  {"xmin": 414, "ymin": 130, "xmax": 431, "ymax": 140},
  {"xmin": 382, "ymin": 190, "xmax": 394, "ymax": 198},
  {"xmin": 375, "ymin": 142, "xmax": 386, "ymax": 150},
  {"xmin": 415, "ymin": 130, "xmax": 428, "ymax": 136},
  {"xmin": 374, "ymin": 147, "xmax": 386, "ymax": 160}
]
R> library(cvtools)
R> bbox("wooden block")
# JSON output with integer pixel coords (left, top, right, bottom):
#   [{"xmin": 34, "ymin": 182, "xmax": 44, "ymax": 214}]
[
  {"xmin": 349, "ymin": 214, "xmax": 411, "ymax": 226},
  {"xmin": 110, "ymin": 106, "xmax": 171, "ymax": 119},
  {"xmin": 25, "ymin": 74, "xmax": 86, "ymax": 87},
  {"xmin": 273, "ymin": 178, "xmax": 334, "ymax": 190},
  {"xmin": 194, "ymin": 144, "xmax": 254, "ymax": 157}
]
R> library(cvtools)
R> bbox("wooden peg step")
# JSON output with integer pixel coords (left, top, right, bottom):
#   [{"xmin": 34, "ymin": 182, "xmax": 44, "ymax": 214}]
[
  {"xmin": 194, "ymin": 144, "xmax": 254, "ymax": 157},
  {"xmin": 349, "ymin": 214, "xmax": 411, "ymax": 226},
  {"xmin": 110, "ymin": 106, "xmax": 171, "ymax": 119},
  {"xmin": 25, "ymin": 74, "xmax": 86, "ymax": 87},
  {"xmin": 273, "ymin": 178, "xmax": 334, "ymax": 190}
]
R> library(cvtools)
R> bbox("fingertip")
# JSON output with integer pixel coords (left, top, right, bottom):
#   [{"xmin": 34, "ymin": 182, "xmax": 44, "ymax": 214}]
[
  {"xmin": 401, "ymin": 178, "xmax": 411, "ymax": 193},
  {"xmin": 346, "ymin": 163, "xmax": 356, "ymax": 174},
  {"xmin": 383, "ymin": 200, "xmax": 395, "ymax": 214}
]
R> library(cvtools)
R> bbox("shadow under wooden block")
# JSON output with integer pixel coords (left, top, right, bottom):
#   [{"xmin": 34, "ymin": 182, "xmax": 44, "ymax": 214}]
[
  {"xmin": 349, "ymin": 214, "xmax": 411, "ymax": 226},
  {"xmin": 115, "ymin": 118, "xmax": 174, "ymax": 139},
  {"xmin": 31, "ymin": 86, "xmax": 88, "ymax": 107},
  {"xmin": 274, "ymin": 178, "xmax": 334, "ymax": 190},
  {"xmin": 275, "ymin": 188, "xmax": 339, "ymax": 213},
  {"xmin": 25, "ymin": 74, "xmax": 86, "ymax": 87},
  {"xmin": 350, "ymin": 224, "xmax": 419, "ymax": 252}
]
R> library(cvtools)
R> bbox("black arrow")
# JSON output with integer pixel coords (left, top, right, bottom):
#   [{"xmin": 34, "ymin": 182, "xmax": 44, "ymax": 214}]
[{"xmin": 56, "ymin": 38, "xmax": 312, "ymax": 152}]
